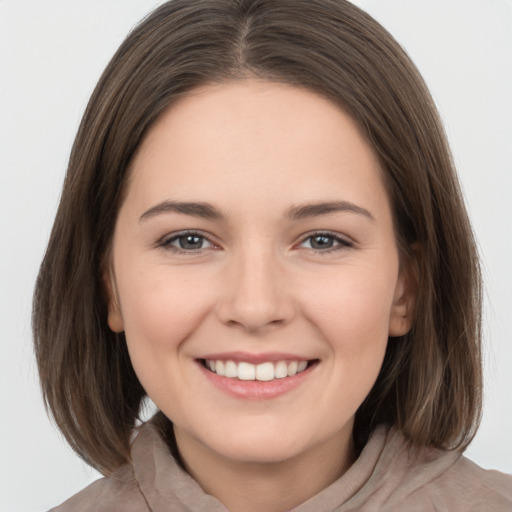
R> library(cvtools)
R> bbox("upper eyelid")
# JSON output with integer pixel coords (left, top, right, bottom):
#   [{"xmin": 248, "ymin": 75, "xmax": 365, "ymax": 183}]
[
  {"xmin": 297, "ymin": 230, "xmax": 353, "ymax": 244},
  {"xmin": 158, "ymin": 230, "xmax": 216, "ymax": 247},
  {"xmin": 160, "ymin": 229, "xmax": 211, "ymax": 240}
]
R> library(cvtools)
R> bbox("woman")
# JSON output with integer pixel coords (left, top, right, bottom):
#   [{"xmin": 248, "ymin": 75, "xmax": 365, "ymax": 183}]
[{"xmin": 33, "ymin": 0, "xmax": 512, "ymax": 510}]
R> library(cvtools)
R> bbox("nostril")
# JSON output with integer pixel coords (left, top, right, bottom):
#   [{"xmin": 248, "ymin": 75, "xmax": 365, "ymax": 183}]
[{"xmin": 215, "ymin": 276, "xmax": 296, "ymax": 332}]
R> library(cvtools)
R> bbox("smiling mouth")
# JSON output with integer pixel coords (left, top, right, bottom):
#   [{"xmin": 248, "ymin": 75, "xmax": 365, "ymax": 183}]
[{"xmin": 201, "ymin": 359, "xmax": 318, "ymax": 382}]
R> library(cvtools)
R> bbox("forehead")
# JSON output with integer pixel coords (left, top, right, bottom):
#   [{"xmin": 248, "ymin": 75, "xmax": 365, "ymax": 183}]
[
  {"xmin": 125, "ymin": 79, "xmax": 390, "ymax": 221},
  {"xmin": 135, "ymin": 79, "xmax": 373, "ymax": 168}
]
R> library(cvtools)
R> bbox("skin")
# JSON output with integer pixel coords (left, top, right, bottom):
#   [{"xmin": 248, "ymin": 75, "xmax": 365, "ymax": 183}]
[{"xmin": 106, "ymin": 79, "xmax": 415, "ymax": 512}]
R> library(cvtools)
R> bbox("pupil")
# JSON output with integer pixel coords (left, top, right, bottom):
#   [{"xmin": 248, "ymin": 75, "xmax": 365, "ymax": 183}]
[
  {"xmin": 312, "ymin": 235, "xmax": 333, "ymax": 249},
  {"xmin": 180, "ymin": 235, "xmax": 202, "ymax": 249}
]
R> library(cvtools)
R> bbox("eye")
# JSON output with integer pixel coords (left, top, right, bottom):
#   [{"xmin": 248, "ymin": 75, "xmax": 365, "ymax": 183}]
[
  {"xmin": 159, "ymin": 231, "xmax": 215, "ymax": 252},
  {"xmin": 299, "ymin": 232, "xmax": 353, "ymax": 252}
]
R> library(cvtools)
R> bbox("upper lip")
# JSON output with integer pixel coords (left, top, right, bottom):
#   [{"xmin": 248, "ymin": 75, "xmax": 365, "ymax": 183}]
[{"xmin": 198, "ymin": 351, "xmax": 314, "ymax": 365}]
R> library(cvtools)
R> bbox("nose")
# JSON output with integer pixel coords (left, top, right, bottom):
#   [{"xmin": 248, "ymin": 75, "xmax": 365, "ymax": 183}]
[{"xmin": 215, "ymin": 247, "xmax": 296, "ymax": 333}]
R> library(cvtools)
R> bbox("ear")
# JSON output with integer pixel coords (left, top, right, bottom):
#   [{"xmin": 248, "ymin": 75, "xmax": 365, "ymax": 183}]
[
  {"xmin": 103, "ymin": 268, "xmax": 125, "ymax": 333},
  {"xmin": 388, "ymin": 248, "xmax": 419, "ymax": 337}
]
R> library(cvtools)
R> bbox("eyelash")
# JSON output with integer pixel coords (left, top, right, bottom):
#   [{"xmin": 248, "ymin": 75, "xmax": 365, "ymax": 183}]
[
  {"xmin": 158, "ymin": 230, "xmax": 353, "ymax": 254},
  {"xmin": 158, "ymin": 231, "xmax": 216, "ymax": 254},
  {"xmin": 298, "ymin": 231, "xmax": 354, "ymax": 253}
]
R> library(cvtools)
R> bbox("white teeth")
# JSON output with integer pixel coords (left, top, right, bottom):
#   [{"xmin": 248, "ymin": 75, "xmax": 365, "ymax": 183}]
[
  {"xmin": 224, "ymin": 360, "xmax": 238, "ymax": 378},
  {"xmin": 238, "ymin": 362, "xmax": 256, "ymax": 381},
  {"xmin": 256, "ymin": 362, "xmax": 274, "ymax": 381},
  {"xmin": 215, "ymin": 360, "xmax": 225, "ymax": 377},
  {"xmin": 297, "ymin": 361, "xmax": 308, "ymax": 373},
  {"xmin": 205, "ymin": 359, "xmax": 311, "ymax": 381},
  {"xmin": 287, "ymin": 361, "xmax": 298, "ymax": 377},
  {"xmin": 275, "ymin": 361, "xmax": 288, "ymax": 379}
]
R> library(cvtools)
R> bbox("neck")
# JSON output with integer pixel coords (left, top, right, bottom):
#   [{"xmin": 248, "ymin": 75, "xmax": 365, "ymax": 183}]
[{"xmin": 174, "ymin": 426, "xmax": 355, "ymax": 512}]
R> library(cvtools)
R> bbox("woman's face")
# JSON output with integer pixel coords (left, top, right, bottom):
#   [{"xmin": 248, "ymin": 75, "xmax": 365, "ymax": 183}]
[{"xmin": 107, "ymin": 79, "xmax": 413, "ymax": 468}]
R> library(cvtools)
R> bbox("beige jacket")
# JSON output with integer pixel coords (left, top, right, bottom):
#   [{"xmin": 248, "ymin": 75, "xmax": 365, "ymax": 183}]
[{"xmin": 52, "ymin": 423, "xmax": 512, "ymax": 511}]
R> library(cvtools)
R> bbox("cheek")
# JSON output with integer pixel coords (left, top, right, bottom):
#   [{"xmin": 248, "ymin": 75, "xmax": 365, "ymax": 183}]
[
  {"xmin": 300, "ymin": 264, "xmax": 398, "ymax": 350},
  {"xmin": 116, "ymin": 267, "xmax": 213, "ymax": 369},
  {"xmin": 116, "ymin": 269, "xmax": 217, "ymax": 413},
  {"xmin": 299, "ymin": 269, "xmax": 395, "ymax": 414}
]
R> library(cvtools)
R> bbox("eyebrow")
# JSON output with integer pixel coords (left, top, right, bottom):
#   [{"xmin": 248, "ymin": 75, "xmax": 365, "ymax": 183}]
[
  {"xmin": 285, "ymin": 200, "xmax": 374, "ymax": 221},
  {"xmin": 139, "ymin": 199, "xmax": 374, "ymax": 222},
  {"xmin": 140, "ymin": 200, "xmax": 223, "ymax": 221}
]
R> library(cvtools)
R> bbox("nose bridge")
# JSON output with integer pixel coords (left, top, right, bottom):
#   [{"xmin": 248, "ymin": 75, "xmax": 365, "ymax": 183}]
[{"xmin": 217, "ymin": 240, "xmax": 294, "ymax": 332}]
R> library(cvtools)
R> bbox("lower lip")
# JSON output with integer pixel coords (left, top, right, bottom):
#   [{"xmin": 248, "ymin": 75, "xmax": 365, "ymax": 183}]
[{"xmin": 197, "ymin": 361, "xmax": 317, "ymax": 400}]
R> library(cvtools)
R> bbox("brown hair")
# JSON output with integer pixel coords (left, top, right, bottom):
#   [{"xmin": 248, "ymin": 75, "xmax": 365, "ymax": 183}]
[{"xmin": 33, "ymin": 0, "xmax": 482, "ymax": 474}]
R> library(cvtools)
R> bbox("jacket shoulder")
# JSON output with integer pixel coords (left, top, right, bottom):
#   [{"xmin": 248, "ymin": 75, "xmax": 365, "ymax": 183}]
[
  {"xmin": 399, "ymin": 454, "xmax": 512, "ymax": 512},
  {"xmin": 50, "ymin": 464, "xmax": 148, "ymax": 512},
  {"xmin": 428, "ymin": 455, "xmax": 512, "ymax": 511},
  {"xmin": 355, "ymin": 428, "xmax": 512, "ymax": 512}
]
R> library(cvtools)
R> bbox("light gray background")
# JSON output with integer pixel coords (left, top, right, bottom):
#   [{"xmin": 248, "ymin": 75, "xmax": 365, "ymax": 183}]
[{"xmin": 1, "ymin": 1, "xmax": 511, "ymax": 510}]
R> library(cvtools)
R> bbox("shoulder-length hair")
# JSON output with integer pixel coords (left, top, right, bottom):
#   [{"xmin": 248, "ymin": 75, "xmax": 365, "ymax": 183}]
[{"xmin": 33, "ymin": 0, "xmax": 482, "ymax": 474}]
